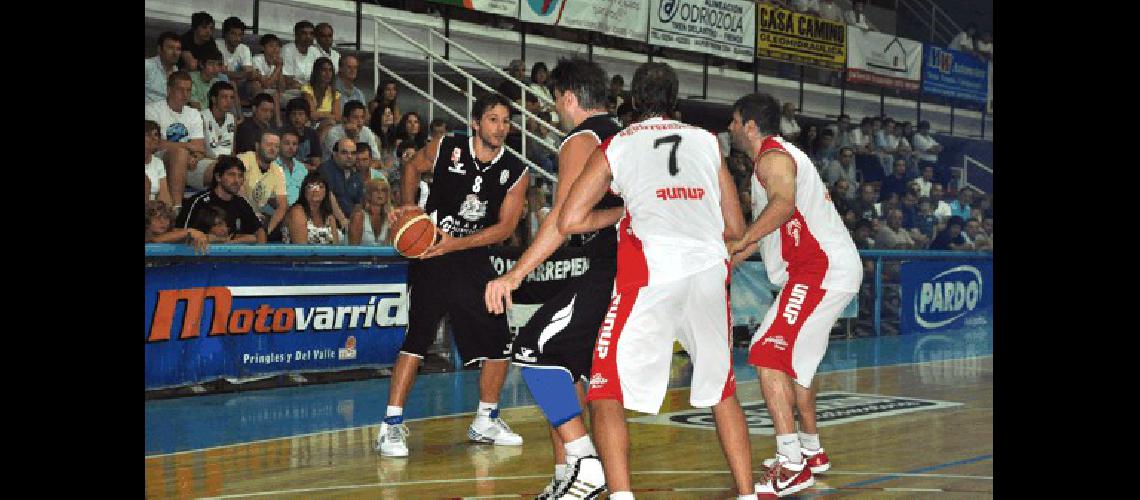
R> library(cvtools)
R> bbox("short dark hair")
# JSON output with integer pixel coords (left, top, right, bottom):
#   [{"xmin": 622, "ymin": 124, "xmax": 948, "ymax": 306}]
[
  {"xmin": 157, "ymin": 32, "xmax": 181, "ymax": 47},
  {"xmin": 611, "ymin": 74, "xmax": 624, "ymax": 85},
  {"xmin": 212, "ymin": 155, "xmax": 245, "ymax": 186},
  {"xmin": 316, "ymin": 22, "xmax": 333, "ymax": 34},
  {"xmin": 631, "ymin": 62, "xmax": 678, "ymax": 116},
  {"xmin": 548, "ymin": 58, "xmax": 608, "ymax": 110},
  {"xmin": 222, "ymin": 16, "xmax": 246, "ymax": 34},
  {"xmin": 168, "ymin": 71, "xmax": 192, "ymax": 88},
  {"xmin": 285, "ymin": 97, "xmax": 310, "ymax": 116},
  {"xmin": 259, "ymin": 34, "xmax": 281, "ymax": 48},
  {"xmin": 429, "ymin": 118, "xmax": 447, "ymax": 130},
  {"xmin": 472, "ymin": 93, "xmax": 512, "ymax": 121},
  {"xmin": 295, "ymin": 20, "xmax": 315, "ymax": 34},
  {"xmin": 258, "ymin": 128, "xmax": 280, "ymax": 144},
  {"xmin": 192, "ymin": 206, "xmax": 228, "ymax": 232},
  {"xmin": 530, "ymin": 62, "xmax": 548, "ymax": 82},
  {"xmin": 251, "ymin": 93, "xmax": 276, "ymax": 108},
  {"xmin": 279, "ymin": 129, "xmax": 301, "ymax": 142},
  {"xmin": 199, "ymin": 44, "xmax": 224, "ymax": 64},
  {"xmin": 356, "ymin": 143, "xmax": 372, "ymax": 155},
  {"xmin": 342, "ymin": 100, "xmax": 366, "ymax": 117},
  {"xmin": 820, "ymin": 128, "xmax": 835, "ymax": 138},
  {"xmin": 145, "ymin": 119, "xmax": 159, "ymax": 135},
  {"xmin": 918, "ymin": 120, "xmax": 931, "ymax": 131},
  {"xmin": 207, "ymin": 81, "xmax": 235, "ymax": 108},
  {"xmin": 191, "ymin": 12, "xmax": 214, "ymax": 30},
  {"xmin": 732, "ymin": 93, "xmax": 782, "ymax": 136}
]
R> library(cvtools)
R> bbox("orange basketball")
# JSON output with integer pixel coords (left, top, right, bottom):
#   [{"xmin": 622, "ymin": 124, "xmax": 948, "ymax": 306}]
[{"xmin": 393, "ymin": 208, "xmax": 439, "ymax": 258}]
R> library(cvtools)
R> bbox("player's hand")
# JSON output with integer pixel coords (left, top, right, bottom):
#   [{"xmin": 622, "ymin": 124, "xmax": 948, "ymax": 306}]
[
  {"xmin": 727, "ymin": 238, "xmax": 757, "ymax": 268},
  {"xmin": 388, "ymin": 204, "xmax": 420, "ymax": 224},
  {"xmin": 418, "ymin": 230, "xmax": 456, "ymax": 259},
  {"xmin": 186, "ymin": 229, "xmax": 209, "ymax": 255},
  {"xmin": 485, "ymin": 272, "xmax": 523, "ymax": 315}
]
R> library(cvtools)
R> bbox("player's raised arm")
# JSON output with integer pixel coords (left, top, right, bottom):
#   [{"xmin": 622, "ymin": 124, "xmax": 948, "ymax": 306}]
[
  {"xmin": 558, "ymin": 148, "xmax": 616, "ymax": 235},
  {"xmin": 730, "ymin": 151, "xmax": 797, "ymax": 257}
]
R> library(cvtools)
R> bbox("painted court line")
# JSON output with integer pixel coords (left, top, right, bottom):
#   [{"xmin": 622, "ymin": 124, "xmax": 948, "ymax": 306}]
[
  {"xmin": 147, "ymin": 355, "xmax": 991, "ymax": 459},
  {"xmin": 801, "ymin": 453, "xmax": 994, "ymax": 498}
]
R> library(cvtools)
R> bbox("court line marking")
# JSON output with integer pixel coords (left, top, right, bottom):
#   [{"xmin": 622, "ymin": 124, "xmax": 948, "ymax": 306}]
[
  {"xmin": 801, "ymin": 453, "xmax": 994, "ymax": 498},
  {"xmin": 147, "ymin": 355, "xmax": 993, "ymax": 459}
]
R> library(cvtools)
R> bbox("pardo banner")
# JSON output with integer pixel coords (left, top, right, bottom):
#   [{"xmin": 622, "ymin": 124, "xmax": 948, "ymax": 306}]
[
  {"xmin": 145, "ymin": 262, "xmax": 409, "ymax": 390},
  {"xmin": 756, "ymin": 4, "xmax": 846, "ymax": 70},
  {"xmin": 899, "ymin": 261, "xmax": 992, "ymax": 335},
  {"xmin": 427, "ymin": 0, "xmax": 519, "ymax": 17},
  {"xmin": 649, "ymin": 0, "xmax": 757, "ymax": 62},
  {"xmin": 845, "ymin": 26, "xmax": 922, "ymax": 92},
  {"xmin": 520, "ymin": 0, "xmax": 649, "ymax": 42},
  {"xmin": 922, "ymin": 44, "xmax": 989, "ymax": 105}
]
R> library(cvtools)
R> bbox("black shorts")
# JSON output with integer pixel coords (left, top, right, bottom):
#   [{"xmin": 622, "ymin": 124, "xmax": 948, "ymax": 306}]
[
  {"xmin": 401, "ymin": 248, "xmax": 511, "ymax": 364},
  {"xmin": 511, "ymin": 266, "xmax": 616, "ymax": 381}
]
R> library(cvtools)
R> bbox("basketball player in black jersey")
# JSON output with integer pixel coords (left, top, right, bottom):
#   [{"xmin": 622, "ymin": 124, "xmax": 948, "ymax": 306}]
[
  {"xmin": 485, "ymin": 59, "xmax": 621, "ymax": 500},
  {"xmin": 376, "ymin": 93, "xmax": 530, "ymax": 458}
]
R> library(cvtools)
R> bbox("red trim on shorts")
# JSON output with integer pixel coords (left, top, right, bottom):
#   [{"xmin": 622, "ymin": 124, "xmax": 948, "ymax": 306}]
[
  {"xmin": 586, "ymin": 287, "xmax": 641, "ymax": 405},
  {"xmin": 720, "ymin": 261, "xmax": 737, "ymax": 402},
  {"xmin": 749, "ymin": 282, "xmax": 827, "ymax": 379},
  {"xmin": 614, "ymin": 210, "xmax": 649, "ymax": 291}
]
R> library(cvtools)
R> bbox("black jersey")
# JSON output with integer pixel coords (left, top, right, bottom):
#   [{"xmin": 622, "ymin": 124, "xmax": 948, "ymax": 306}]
[
  {"xmin": 563, "ymin": 114, "xmax": 623, "ymax": 262},
  {"xmin": 426, "ymin": 135, "xmax": 528, "ymax": 238}
]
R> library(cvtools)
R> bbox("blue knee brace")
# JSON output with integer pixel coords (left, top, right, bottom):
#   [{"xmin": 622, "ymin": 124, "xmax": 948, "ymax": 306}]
[{"xmin": 521, "ymin": 367, "xmax": 582, "ymax": 428}]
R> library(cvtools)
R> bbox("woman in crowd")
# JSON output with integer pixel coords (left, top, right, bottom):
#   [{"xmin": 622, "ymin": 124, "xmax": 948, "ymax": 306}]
[
  {"xmin": 348, "ymin": 178, "xmax": 394, "ymax": 245},
  {"xmin": 529, "ymin": 62, "xmax": 557, "ymax": 124},
  {"xmin": 797, "ymin": 124, "xmax": 819, "ymax": 157},
  {"xmin": 393, "ymin": 111, "xmax": 428, "ymax": 151},
  {"xmin": 145, "ymin": 200, "xmax": 209, "ymax": 253},
  {"xmin": 284, "ymin": 172, "xmax": 340, "ymax": 244},
  {"xmin": 302, "ymin": 57, "xmax": 341, "ymax": 126},
  {"xmin": 369, "ymin": 80, "xmax": 401, "ymax": 125}
]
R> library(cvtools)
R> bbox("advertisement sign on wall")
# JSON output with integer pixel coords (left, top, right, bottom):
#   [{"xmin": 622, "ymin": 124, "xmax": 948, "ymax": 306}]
[
  {"xmin": 649, "ymin": 0, "xmax": 757, "ymax": 62},
  {"xmin": 520, "ymin": 0, "xmax": 649, "ymax": 42},
  {"xmin": 921, "ymin": 44, "xmax": 989, "ymax": 105},
  {"xmin": 899, "ymin": 261, "xmax": 992, "ymax": 335},
  {"xmin": 845, "ymin": 27, "xmax": 922, "ymax": 92},
  {"xmin": 427, "ymin": 0, "xmax": 519, "ymax": 17},
  {"xmin": 145, "ymin": 262, "xmax": 409, "ymax": 390},
  {"xmin": 756, "ymin": 4, "xmax": 846, "ymax": 70}
]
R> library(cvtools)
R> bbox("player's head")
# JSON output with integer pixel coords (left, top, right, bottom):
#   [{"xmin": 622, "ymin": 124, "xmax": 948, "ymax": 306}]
[
  {"xmin": 728, "ymin": 93, "xmax": 782, "ymax": 151},
  {"xmin": 548, "ymin": 58, "xmax": 609, "ymax": 129},
  {"xmin": 630, "ymin": 62, "xmax": 678, "ymax": 119},
  {"xmin": 471, "ymin": 93, "xmax": 512, "ymax": 150}
]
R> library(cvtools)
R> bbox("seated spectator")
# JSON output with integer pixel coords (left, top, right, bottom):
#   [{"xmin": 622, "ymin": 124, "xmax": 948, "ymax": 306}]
[
  {"xmin": 393, "ymin": 111, "xmax": 428, "ymax": 152},
  {"xmin": 823, "ymin": 146, "xmax": 859, "ymax": 195},
  {"xmin": 335, "ymin": 55, "xmax": 366, "ymax": 111},
  {"xmin": 145, "ymin": 200, "xmax": 210, "ymax": 252},
  {"xmin": 850, "ymin": 183, "xmax": 878, "ymax": 221},
  {"xmin": 913, "ymin": 165, "xmax": 934, "ymax": 197},
  {"xmin": 283, "ymin": 97, "xmax": 322, "ymax": 170},
  {"xmin": 875, "ymin": 209, "xmax": 917, "ymax": 249},
  {"xmin": 818, "ymin": 0, "xmax": 844, "ymax": 21},
  {"xmin": 899, "ymin": 192, "xmax": 929, "ymax": 248},
  {"xmin": 982, "ymin": 217, "xmax": 994, "ymax": 246},
  {"xmin": 964, "ymin": 219, "xmax": 992, "ymax": 251},
  {"xmin": 525, "ymin": 184, "xmax": 550, "ymax": 241},
  {"xmin": 911, "ymin": 120, "xmax": 945, "ymax": 182},
  {"xmin": 187, "ymin": 45, "xmax": 229, "ymax": 111},
  {"xmin": 302, "ymin": 57, "xmax": 341, "ymax": 127},
  {"xmin": 845, "ymin": 0, "xmax": 875, "ymax": 31},
  {"xmin": 284, "ymin": 171, "xmax": 341, "ymax": 244},
  {"xmin": 950, "ymin": 24, "xmax": 978, "ymax": 55},
  {"xmin": 313, "ymin": 23, "xmax": 341, "ymax": 70},
  {"xmin": 277, "ymin": 129, "xmax": 309, "ymax": 207},
  {"xmin": 779, "ymin": 102, "xmax": 801, "ymax": 142},
  {"xmin": 529, "ymin": 62, "xmax": 558, "ymax": 124},
  {"xmin": 792, "ymin": 0, "xmax": 820, "ymax": 16},
  {"xmin": 976, "ymin": 31, "xmax": 993, "ymax": 61},
  {"xmin": 873, "ymin": 192, "xmax": 899, "ymax": 219},
  {"xmin": 179, "ymin": 12, "xmax": 216, "ymax": 71},
  {"xmin": 188, "ymin": 81, "xmax": 239, "ymax": 197},
  {"xmin": 798, "ymin": 124, "xmax": 818, "ymax": 157},
  {"xmin": 609, "ymin": 74, "xmax": 631, "ymax": 110},
  {"xmin": 851, "ymin": 117, "xmax": 873, "ymax": 154},
  {"xmin": 949, "ymin": 187, "xmax": 975, "ymax": 220},
  {"xmin": 826, "ymin": 114, "xmax": 854, "ymax": 148},
  {"xmin": 176, "ymin": 155, "xmax": 267, "ymax": 243},
  {"xmin": 428, "ymin": 118, "xmax": 448, "ymax": 143},
  {"xmin": 319, "ymin": 138, "xmax": 363, "ymax": 227},
  {"xmin": 282, "ymin": 21, "xmax": 320, "ymax": 87},
  {"xmin": 880, "ymin": 159, "xmax": 910, "ymax": 201},
  {"xmin": 146, "ymin": 32, "xmax": 182, "ymax": 104},
  {"xmin": 929, "ymin": 183, "xmax": 953, "ymax": 220},
  {"xmin": 368, "ymin": 80, "xmax": 402, "ymax": 126},
  {"xmin": 145, "ymin": 120, "xmax": 173, "ymax": 206},
  {"xmin": 811, "ymin": 128, "xmax": 837, "ymax": 171},
  {"xmin": 975, "ymin": 192, "xmax": 993, "ymax": 218},
  {"xmin": 851, "ymin": 218, "xmax": 876, "ymax": 250},
  {"xmin": 831, "ymin": 179, "xmax": 853, "ymax": 207},
  {"xmin": 616, "ymin": 101, "xmax": 636, "ymax": 127},
  {"xmin": 216, "ymin": 17, "xmax": 255, "ymax": 96},
  {"xmin": 497, "ymin": 59, "xmax": 528, "ymax": 111},
  {"xmin": 348, "ymin": 178, "xmax": 394, "ymax": 245},
  {"xmin": 234, "ymin": 93, "xmax": 278, "ymax": 155},
  {"xmin": 145, "ymin": 71, "xmax": 206, "ymax": 210},
  {"xmin": 250, "ymin": 34, "xmax": 295, "ymax": 103},
  {"xmin": 323, "ymin": 101, "xmax": 383, "ymax": 162},
  {"xmin": 914, "ymin": 197, "xmax": 939, "ymax": 243},
  {"xmin": 929, "ymin": 216, "xmax": 970, "ymax": 251},
  {"xmin": 237, "ymin": 130, "xmax": 288, "ymax": 239},
  {"xmin": 370, "ymin": 103, "xmax": 398, "ymax": 155}
]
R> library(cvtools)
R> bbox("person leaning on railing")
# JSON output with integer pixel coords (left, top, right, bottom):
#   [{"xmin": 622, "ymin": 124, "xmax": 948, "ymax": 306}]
[
  {"xmin": 146, "ymin": 200, "xmax": 209, "ymax": 254},
  {"xmin": 348, "ymin": 178, "xmax": 393, "ymax": 246}
]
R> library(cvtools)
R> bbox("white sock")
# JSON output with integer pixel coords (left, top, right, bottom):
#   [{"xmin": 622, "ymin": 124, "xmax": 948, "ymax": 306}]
[
  {"xmin": 564, "ymin": 435, "xmax": 597, "ymax": 461},
  {"xmin": 776, "ymin": 433, "xmax": 801, "ymax": 464},
  {"xmin": 799, "ymin": 432, "xmax": 821, "ymax": 452},
  {"xmin": 555, "ymin": 464, "xmax": 568, "ymax": 481},
  {"xmin": 476, "ymin": 401, "xmax": 498, "ymax": 419},
  {"xmin": 609, "ymin": 492, "xmax": 635, "ymax": 500},
  {"xmin": 738, "ymin": 495, "xmax": 758, "ymax": 500},
  {"xmin": 386, "ymin": 405, "xmax": 403, "ymax": 418}
]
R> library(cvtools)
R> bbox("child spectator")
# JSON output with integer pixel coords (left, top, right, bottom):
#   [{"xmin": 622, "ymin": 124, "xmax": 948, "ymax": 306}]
[
  {"xmin": 146, "ymin": 200, "xmax": 210, "ymax": 253},
  {"xmin": 145, "ymin": 120, "xmax": 172, "ymax": 206}
]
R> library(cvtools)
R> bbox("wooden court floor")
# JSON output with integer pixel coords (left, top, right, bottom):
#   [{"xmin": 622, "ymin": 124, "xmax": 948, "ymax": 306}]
[{"xmin": 145, "ymin": 356, "xmax": 993, "ymax": 499}]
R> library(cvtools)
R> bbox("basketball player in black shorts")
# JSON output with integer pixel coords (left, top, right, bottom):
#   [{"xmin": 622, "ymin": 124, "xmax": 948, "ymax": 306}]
[
  {"xmin": 376, "ymin": 93, "xmax": 530, "ymax": 458},
  {"xmin": 485, "ymin": 59, "xmax": 622, "ymax": 499}
]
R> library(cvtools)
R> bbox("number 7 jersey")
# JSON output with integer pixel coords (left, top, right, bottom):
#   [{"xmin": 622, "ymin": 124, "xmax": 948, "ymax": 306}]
[{"xmin": 602, "ymin": 117, "xmax": 728, "ymax": 291}]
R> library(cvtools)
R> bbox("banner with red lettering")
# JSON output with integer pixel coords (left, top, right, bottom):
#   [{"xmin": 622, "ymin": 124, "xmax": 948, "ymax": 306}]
[
  {"xmin": 519, "ymin": 0, "xmax": 649, "ymax": 42},
  {"xmin": 845, "ymin": 26, "xmax": 923, "ymax": 91}
]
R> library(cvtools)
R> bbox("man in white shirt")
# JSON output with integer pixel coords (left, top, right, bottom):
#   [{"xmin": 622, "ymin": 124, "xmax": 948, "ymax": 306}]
[
  {"xmin": 913, "ymin": 165, "xmax": 934, "ymax": 197},
  {"xmin": 845, "ymin": 0, "xmax": 875, "ymax": 31},
  {"xmin": 146, "ymin": 33, "xmax": 182, "ymax": 104},
  {"xmin": 195, "ymin": 81, "xmax": 239, "ymax": 196},
  {"xmin": 322, "ymin": 101, "xmax": 382, "ymax": 163},
  {"xmin": 314, "ymin": 23, "xmax": 341, "ymax": 70},
  {"xmin": 976, "ymin": 31, "xmax": 993, "ymax": 61},
  {"xmin": 911, "ymin": 120, "xmax": 944, "ymax": 184},
  {"xmin": 949, "ymin": 24, "xmax": 978, "ymax": 55},
  {"xmin": 216, "ymin": 17, "xmax": 255, "ymax": 96},
  {"xmin": 145, "ymin": 71, "xmax": 206, "ymax": 210},
  {"xmin": 818, "ymin": 0, "xmax": 844, "ymax": 22},
  {"xmin": 929, "ymin": 183, "xmax": 953, "ymax": 220},
  {"xmin": 792, "ymin": 0, "xmax": 820, "ymax": 16},
  {"xmin": 282, "ymin": 21, "xmax": 319, "ymax": 86},
  {"xmin": 250, "ymin": 34, "xmax": 296, "ymax": 104},
  {"xmin": 779, "ymin": 102, "xmax": 801, "ymax": 142}
]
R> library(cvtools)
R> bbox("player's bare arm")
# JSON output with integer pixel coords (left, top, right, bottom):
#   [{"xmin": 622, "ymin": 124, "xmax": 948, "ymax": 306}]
[
  {"xmin": 729, "ymin": 151, "xmax": 797, "ymax": 260},
  {"xmin": 393, "ymin": 135, "xmax": 445, "ymax": 221},
  {"xmin": 420, "ymin": 171, "xmax": 530, "ymax": 259},
  {"xmin": 718, "ymin": 157, "xmax": 745, "ymax": 242},
  {"xmin": 557, "ymin": 148, "xmax": 617, "ymax": 235}
]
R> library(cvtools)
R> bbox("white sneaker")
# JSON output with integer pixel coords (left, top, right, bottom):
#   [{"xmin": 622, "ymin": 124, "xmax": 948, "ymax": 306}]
[
  {"xmin": 468, "ymin": 415, "xmax": 524, "ymax": 446},
  {"xmin": 375, "ymin": 422, "xmax": 409, "ymax": 457},
  {"xmin": 556, "ymin": 456, "xmax": 606, "ymax": 500},
  {"xmin": 535, "ymin": 475, "xmax": 565, "ymax": 500}
]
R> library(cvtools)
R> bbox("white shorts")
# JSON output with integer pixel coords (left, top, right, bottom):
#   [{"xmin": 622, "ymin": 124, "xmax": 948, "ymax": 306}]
[
  {"xmin": 188, "ymin": 158, "xmax": 215, "ymax": 190},
  {"xmin": 749, "ymin": 282, "xmax": 856, "ymax": 388},
  {"xmin": 586, "ymin": 264, "xmax": 735, "ymax": 414}
]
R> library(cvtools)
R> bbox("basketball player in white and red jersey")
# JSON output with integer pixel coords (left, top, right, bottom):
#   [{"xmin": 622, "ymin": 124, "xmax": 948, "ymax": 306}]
[
  {"xmin": 727, "ymin": 93, "xmax": 863, "ymax": 498},
  {"xmin": 559, "ymin": 62, "xmax": 759, "ymax": 500}
]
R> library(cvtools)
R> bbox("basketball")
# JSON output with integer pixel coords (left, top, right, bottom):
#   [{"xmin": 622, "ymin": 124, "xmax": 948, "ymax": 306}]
[{"xmin": 393, "ymin": 207, "xmax": 439, "ymax": 258}]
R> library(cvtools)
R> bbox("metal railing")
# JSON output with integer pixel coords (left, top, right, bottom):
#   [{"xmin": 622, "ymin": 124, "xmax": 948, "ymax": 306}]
[
  {"xmin": 959, "ymin": 154, "xmax": 992, "ymax": 195},
  {"xmin": 897, "ymin": 0, "xmax": 965, "ymax": 45}
]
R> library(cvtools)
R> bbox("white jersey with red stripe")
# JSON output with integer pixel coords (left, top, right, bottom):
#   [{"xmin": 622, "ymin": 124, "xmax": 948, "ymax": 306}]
[
  {"xmin": 603, "ymin": 117, "xmax": 728, "ymax": 290},
  {"xmin": 749, "ymin": 136, "xmax": 862, "ymax": 293}
]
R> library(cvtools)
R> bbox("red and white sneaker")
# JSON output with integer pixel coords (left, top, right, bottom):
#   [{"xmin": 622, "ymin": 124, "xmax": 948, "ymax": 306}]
[
  {"xmin": 762, "ymin": 448, "xmax": 831, "ymax": 474},
  {"xmin": 755, "ymin": 454, "xmax": 815, "ymax": 498}
]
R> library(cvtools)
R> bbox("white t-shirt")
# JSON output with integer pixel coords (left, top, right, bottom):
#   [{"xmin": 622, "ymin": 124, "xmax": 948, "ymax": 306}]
[
  {"xmin": 792, "ymin": 0, "xmax": 820, "ymax": 13},
  {"xmin": 950, "ymin": 32, "xmax": 975, "ymax": 52},
  {"xmin": 933, "ymin": 200, "xmax": 953, "ymax": 219},
  {"xmin": 202, "ymin": 109, "xmax": 236, "ymax": 157},
  {"xmin": 282, "ymin": 43, "xmax": 321, "ymax": 84},
  {"xmin": 215, "ymin": 39, "xmax": 253, "ymax": 73},
  {"xmin": 252, "ymin": 54, "xmax": 278, "ymax": 79},
  {"xmin": 911, "ymin": 133, "xmax": 940, "ymax": 162},
  {"xmin": 914, "ymin": 177, "xmax": 932, "ymax": 197},
  {"xmin": 780, "ymin": 117, "xmax": 801, "ymax": 138},
  {"xmin": 145, "ymin": 100, "xmax": 205, "ymax": 144},
  {"xmin": 146, "ymin": 156, "xmax": 166, "ymax": 200},
  {"xmin": 314, "ymin": 45, "xmax": 340, "ymax": 72},
  {"xmin": 976, "ymin": 40, "xmax": 993, "ymax": 58}
]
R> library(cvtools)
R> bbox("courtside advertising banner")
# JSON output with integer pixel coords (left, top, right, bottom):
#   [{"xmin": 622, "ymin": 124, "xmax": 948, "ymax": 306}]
[
  {"xmin": 921, "ymin": 44, "xmax": 989, "ymax": 105},
  {"xmin": 145, "ymin": 262, "xmax": 409, "ymax": 390},
  {"xmin": 845, "ymin": 27, "xmax": 922, "ymax": 92},
  {"xmin": 899, "ymin": 261, "xmax": 993, "ymax": 335},
  {"xmin": 649, "ymin": 0, "xmax": 757, "ymax": 62},
  {"xmin": 427, "ymin": 0, "xmax": 519, "ymax": 17},
  {"xmin": 756, "ymin": 4, "xmax": 846, "ymax": 70},
  {"xmin": 520, "ymin": 0, "xmax": 649, "ymax": 42}
]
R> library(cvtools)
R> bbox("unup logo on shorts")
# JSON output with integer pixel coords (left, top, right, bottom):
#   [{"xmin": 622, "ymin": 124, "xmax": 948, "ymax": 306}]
[
  {"xmin": 782, "ymin": 283, "xmax": 810, "ymax": 325},
  {"xmin": 596, "ymin": 294, "xmax": 621, "ymax": 359},
  {"xmin": 915, "ymin": 265, "xmax": 984, "ymax": 329},
  {"xmin": 146, "ymin": 284, "xmax": 408, "ymax": 342}
]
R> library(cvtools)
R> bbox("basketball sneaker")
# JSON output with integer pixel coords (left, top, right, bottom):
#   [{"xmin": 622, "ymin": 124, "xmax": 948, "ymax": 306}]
[
  {"xmin": 762, "ymin": 448, "xmax": 830, "ymax": 474},
  {"xmin": 755, "ymin": 454, "xmax": 814, "ymax": 498},
  {"xmin": 556, "ymin": 455, "xmax": 606, "ymax": 500},
  {"xmin": 535, "ymin": 476, "xmax": 565, "ymax": 500},
  {"xmin": 375, "ymin": 421, "xmax": 409, "ymax": 457},
  {"xmin": 468, "ymin": 411, "xmax": 524, "ymax": 446}
]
